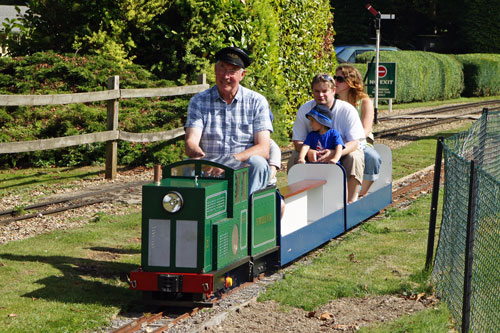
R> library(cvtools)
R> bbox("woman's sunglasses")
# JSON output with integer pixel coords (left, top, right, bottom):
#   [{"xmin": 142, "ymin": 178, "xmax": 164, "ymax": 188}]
[{"xmin": 333, "ymin": 75, "xmax": 346, "ymax": 83}]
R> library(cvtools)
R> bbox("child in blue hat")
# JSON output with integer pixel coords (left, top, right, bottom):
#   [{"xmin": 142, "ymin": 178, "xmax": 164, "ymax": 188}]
[{"xmin": 298, "ymin": 104, "xmax": 344, "ymax": 164}]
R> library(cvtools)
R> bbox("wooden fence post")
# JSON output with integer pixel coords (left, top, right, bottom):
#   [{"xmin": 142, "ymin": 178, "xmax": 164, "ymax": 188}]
[
  {"xmin": 105, "ymin": 76, "xmax": 119, "ymax": 179},
  {"xmin": 197, "ymin": 73, "xmax": 206, "ymax": 85}
]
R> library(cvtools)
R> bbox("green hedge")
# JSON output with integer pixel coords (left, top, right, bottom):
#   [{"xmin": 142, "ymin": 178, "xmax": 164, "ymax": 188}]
[
  {"xmin": 144, "ymin": 0, "xmax": 334, "ymax": 140},
  {"xmin": 273, "ymin": 0, "xmax": 335, "ymax": 132},
  {"xmin": 453, "ymin": 54, "xmax": 500, "ymax": 97},
  {"xmin": 0, "ymin": 0, "xmax": 335, "ymax": 168},
  {"xmin": 356, "ymin": 51, "xmax": 464, "ymax": 103},
  {"xmin": 0, "ymin": 51, "xmax": 189, "ymax": 168}
]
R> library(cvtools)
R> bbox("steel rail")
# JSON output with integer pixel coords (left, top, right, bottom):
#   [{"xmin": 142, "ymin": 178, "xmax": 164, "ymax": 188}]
[
  {"xmin": 374, "ymin": 111, "xmax": 482, "ymax": 138},
  {"xmin": 377, "ymin": 99, "xmax": 500, "ymax": 121},
  {"xmin": 0, "ymin": 180, "xmax": 148, "ymax": 225}
]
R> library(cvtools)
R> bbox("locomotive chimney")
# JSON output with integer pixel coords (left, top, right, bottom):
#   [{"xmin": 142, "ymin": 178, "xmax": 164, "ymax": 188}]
[{"xmin": 154, "ymin": 164, "xmax": 162, "ymax": 185}]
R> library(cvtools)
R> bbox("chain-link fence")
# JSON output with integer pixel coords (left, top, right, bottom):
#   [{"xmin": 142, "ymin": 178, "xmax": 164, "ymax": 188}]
[{"xmin": 432, "ymin": 109, "xmax": 500, "ymax": 331}]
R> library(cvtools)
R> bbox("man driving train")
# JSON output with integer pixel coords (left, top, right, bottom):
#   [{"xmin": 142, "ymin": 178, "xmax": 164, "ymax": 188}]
[{"xmin": 184, "ymin": 46, "xmax": 273, "ymax": 195}]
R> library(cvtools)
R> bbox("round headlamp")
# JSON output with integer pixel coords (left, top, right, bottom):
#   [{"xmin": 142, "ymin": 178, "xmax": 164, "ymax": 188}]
[{"xmin": 162, "ymin": 191, "xmax": 184, "ymax": 213}]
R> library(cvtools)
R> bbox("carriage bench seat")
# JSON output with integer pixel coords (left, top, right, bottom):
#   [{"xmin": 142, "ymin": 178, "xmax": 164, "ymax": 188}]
[
  {"xmin": 279, "ymin": 180, "xmax": 326, "ymax": 199},
  {"xmin": 279, "ymin": 179, "xmax": 326, "ymax": 236}
]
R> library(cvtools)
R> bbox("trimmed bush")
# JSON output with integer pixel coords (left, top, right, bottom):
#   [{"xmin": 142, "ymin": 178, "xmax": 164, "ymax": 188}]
[
  {"xmin": 454, "ymin": 54, "xmax": 500, "ymax": 97},
  {"xmin": 137, "ymin": 0, "xmax": 334, "ymax": 141},
  {"xmin": 356, "ymin": 51, "xmax": 463, "ymax": 103}
]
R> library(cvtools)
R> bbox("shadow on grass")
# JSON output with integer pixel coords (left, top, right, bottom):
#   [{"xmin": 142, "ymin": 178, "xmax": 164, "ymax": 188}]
[
  {"xmin": 385, "ymin": 129, "xmax": 463, "ymax": 144},
  {"xmin": 0, "ymin": 251, "xmax": 141, "ymax": 309},
  {"xmin": 0, "ymin": 167, "xmax": 102, "ymax": 190},
  {"xmin": 0, "ymin": 165, "xmax": 140, "ymax": 191}
]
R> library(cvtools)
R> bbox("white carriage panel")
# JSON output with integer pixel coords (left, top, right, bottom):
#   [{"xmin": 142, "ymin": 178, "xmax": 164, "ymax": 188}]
[
  {"xmin": 148, "ymin": 219, "xmax": 171, "ymax": 267},
  {"xmin": 288, "ymin": 164, "xmax": 344, "ymax": 217},
  {"xmin": 307, "ymin": 185, "xmax": 324, "ymax": 222},
  {"xmin": 367, "ymin": 144, "xmax": 393, "ymax": 194},
  {"xmin": 175, "ymin": 220, "xmax": 198, "ymax": 268},
  {"xmin": 281, "ymin": 192, "xmax": 308, "ymax": 236}
]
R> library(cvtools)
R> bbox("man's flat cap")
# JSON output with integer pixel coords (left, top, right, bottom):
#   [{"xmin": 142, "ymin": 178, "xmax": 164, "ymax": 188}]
[{"xmin": 215, "ymin": 47, "xmax": 252, "ymax": 68}]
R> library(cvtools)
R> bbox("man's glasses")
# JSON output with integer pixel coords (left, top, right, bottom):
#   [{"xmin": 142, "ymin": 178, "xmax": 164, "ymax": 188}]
[
  {"xmin": 334, "ymin": 75, "xmax": 346, "ymax": 83},
  {"xmin": 215, "ymin": 65, "xmax": 243, "ymax": 76}
]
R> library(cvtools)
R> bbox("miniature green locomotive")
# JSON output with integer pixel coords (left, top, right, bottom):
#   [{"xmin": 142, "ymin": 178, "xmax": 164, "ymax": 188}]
[{"xmin": 130, "ymin": 156, "xmax": 279, "ymax": 305}]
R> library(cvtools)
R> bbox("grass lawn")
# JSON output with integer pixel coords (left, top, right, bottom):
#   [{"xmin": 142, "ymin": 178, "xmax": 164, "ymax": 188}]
[
  {"xmin": 0, "ymin": 119, "xmax": 477, "ymax": 332},
  {"xmin": 0, "ymin": 212, "xmax": 142, "ymax": 332},
  {"xmin": 260, "ymin": 192, "xmax": 452, "ymax": 332}
]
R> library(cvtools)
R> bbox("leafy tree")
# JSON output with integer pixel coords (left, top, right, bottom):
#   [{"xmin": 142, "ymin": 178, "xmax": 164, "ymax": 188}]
[
  {"xmin": 1, "ymin": 0, "xmax": 170, "ymax": 65},
  {"xmin": 438, "ymin": 0, "xmax": 500, "ymax": 53},
  {"xmin": 332, "ymin": 0, "xmax": 500, "ymax": 54}
]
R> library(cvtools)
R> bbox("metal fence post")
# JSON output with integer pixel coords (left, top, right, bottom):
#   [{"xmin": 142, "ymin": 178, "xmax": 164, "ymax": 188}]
[
  {"xmin": 425, "ymin": 136, "xmax": 444, "ymax": 270},
  {"xmin": 477, "ymin": 108, "xmax": 488, "ymax": 169},
  {"xmin": 105, "ymin": 75, "xmax": 119, "ymax": 179},
  {"xmin": 462, "ymin": 160, "xmax": 478, "ymax": 332}
]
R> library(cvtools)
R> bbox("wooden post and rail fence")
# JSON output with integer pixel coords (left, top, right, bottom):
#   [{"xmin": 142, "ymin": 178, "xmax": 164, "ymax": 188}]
[{"xmin": 0, "ymin": 74, "xmax": 208, "ymax": 179}]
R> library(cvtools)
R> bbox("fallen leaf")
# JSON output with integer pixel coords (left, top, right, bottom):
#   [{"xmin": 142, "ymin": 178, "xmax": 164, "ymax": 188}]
[
  {"xmin": 348, "ymin": 253, "xmax": 360, "ymax": 263},
  {"xmin": 319, "ymin": 312, "xmax": 333, "ymax": 321},
  {"xmin": 306, "ymin": 311, "xmax": 316, "ymax": 318},
  {"xmin": 416, "ymin": 292, "xmax": 425, "ymax": 302}
]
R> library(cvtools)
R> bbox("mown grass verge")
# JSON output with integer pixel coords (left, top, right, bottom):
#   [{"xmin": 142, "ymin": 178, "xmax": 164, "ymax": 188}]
[
  {"xmin": 0, "ymin": 211, "xmax": 142, "ymax": 332},
  {"xmin": 379, "ymin": 94, "xmax": 500, "ymax": 110}
]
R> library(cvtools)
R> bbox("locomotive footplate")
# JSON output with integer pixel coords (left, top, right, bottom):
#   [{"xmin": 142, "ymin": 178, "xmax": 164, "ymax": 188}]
[{"xmin": 251, "ymin": 246, "xmax": 280, "ymax": 278}]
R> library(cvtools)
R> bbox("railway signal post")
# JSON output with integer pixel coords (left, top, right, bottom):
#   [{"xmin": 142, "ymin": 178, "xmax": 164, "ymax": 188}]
[{"xmin": 366, "ymin": 4, "xmax": 395, "ymax": 124}]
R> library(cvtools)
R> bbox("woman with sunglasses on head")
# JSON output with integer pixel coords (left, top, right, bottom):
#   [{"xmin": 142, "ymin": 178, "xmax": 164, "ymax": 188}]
[{"xmin": 334, "ymin": 65, "xmax": 382, "ymax": 198}]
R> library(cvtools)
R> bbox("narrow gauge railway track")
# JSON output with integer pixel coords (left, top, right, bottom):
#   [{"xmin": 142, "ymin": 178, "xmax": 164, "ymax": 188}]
[
  {"xmin": 374, "ymin": 100, "xmax": 500, "ymax": 138},
  {"xmin": 1, "ymin": 158, "xmax": 439, "ymax": 227},
  {"xmin": 378, "ymin": 99, "xmax": 500, "ymax": 121},
  {"xmin": 389, "ymin": 165, "xmax": 442, "ymax": 210},
  {"xmin": 111, "ymin": 281, "xmax": 258, "ymax": 332},
  {"xmin": 107, "ymin": 168, "xmax": 441, "ymax": 333},
  {"xmin": 0, "ymin": 180, "xmax": 148, "ymax": 226}
]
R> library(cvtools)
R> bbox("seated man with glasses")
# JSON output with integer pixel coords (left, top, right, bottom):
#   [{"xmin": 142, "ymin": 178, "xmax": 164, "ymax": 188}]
[
  {"xmin": 288, "ymin": 73, "xmax": 366, "ymax": 203},
  {"xmin": 185, "ymin": 46, "xmax": 273, "ymax": 195}
]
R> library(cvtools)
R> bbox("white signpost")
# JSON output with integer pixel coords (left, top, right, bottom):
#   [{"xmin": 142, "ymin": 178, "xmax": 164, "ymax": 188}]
[{"xmin": 365, "ymin": 4, "xmax": 395, "ymax": 123}]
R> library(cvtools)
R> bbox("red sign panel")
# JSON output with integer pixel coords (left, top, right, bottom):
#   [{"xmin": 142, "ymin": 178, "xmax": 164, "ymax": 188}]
[{"xmin": 378, "ymin": 65, "xmax": 387, "ymax": 78}]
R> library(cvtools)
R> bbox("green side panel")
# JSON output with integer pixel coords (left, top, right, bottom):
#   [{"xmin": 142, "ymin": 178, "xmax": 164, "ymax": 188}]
[
  {"xmin": 206, "ymin": 190, "xmax": 227, "ymax": 219},
  {"xmin": 250, "ymin": 187, "xmax": 277, "ymax": 255},
  {"xmin": 213, "ymin": 217, "xmax": 247, "ymax": 270},
  {"xmin": 235, "ymin": 203, "xmax": 248, "ymax": 254},
  {"xmin": 203, "ymin": 219, "xmax": 212, "ymax": 272}
]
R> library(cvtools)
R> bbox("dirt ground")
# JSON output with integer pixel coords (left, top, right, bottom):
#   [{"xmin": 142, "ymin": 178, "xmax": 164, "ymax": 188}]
[{"xmin": 203, "ymin": 295, "xmax": 438, "ymax": 332}]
